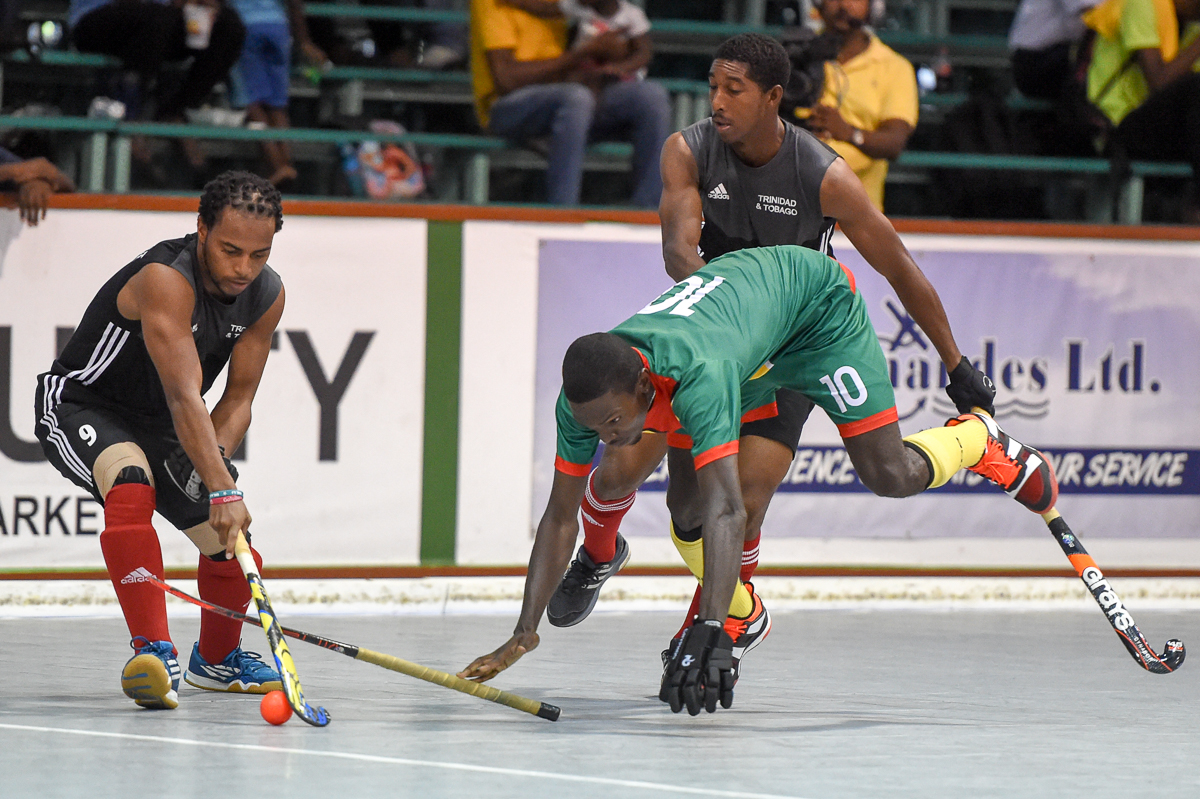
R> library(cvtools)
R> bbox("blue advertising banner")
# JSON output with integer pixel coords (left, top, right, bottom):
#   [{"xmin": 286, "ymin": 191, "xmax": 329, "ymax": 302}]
[{"xmin": 533, "ymin": 238, "xmax": 1200, "ymax": 540}]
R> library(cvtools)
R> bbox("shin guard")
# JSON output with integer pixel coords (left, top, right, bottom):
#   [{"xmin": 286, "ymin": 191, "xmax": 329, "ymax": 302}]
[{"xmin": 101, "ymin": 483, "xmax": 170, "ymax": 643}]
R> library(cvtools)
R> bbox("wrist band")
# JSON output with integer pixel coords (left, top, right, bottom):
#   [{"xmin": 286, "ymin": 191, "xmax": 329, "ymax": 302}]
[{"xmin": 209, "ymin": 489, "xmax": 243, "ymax": 505}]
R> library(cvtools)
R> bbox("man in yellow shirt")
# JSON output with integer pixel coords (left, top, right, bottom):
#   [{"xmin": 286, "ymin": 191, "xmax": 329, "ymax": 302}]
[
  {"xmin": 469, "ymin": 0, "xmax": 671, "ymax": 206},
  {"xmin": 804, "ymin": 0, "xmax": 918, "ymax": 211},
  {"xmin": 1086, "ymin": 0, "xmax": 1200, "ymax": 222}
]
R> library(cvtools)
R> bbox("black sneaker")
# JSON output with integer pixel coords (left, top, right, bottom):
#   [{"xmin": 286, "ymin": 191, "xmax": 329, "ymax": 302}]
[{"xmin": 546, "ymin": 534, "xmax": 630, "ymax": 628}]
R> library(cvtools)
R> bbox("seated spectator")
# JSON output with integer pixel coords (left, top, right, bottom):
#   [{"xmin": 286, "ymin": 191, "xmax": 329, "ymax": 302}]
[
  {"xmin": 470, "ymin": 0, "xmax": 671, "ymax": 206},
  {"xmin": 0, "ymin": 150, "xmax": 76, "ymax": 227},
  {"xmin": 803, "ymin": 0, "xmax": 917, "ymax": 212},
  {"xmin": 228, "ymin": 0, "xmax": 328, "ymax": 188},
  {"xmin": 1009, "ymin": 0, "xmax": 1103, "ymax": 157},
  {"xmin": 68, "ymin": 0, "xmax": 246, "ymax": 177},
  {"xmin": 503, "ymin": 0, "xmax": 654, "ymax": 86},
  {"xmin": 1010, "ymin": 0, "xmax": 1101, "ymax": 101},
  {"xmin": 1086, "ymin": 0, "xmax": 1200, "ymax": 222}
]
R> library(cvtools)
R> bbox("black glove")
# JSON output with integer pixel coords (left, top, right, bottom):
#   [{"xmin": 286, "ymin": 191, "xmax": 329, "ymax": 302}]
[
  {"xmin": 163, "ymin": 444, "xmax": 238, "ymax": 503},
  {"xmin": 945, "ymin": 356, "xmax": 996, "ymax": 416},
  {"xmin": 658, "ymin": 620, "xmax": 735, "ymax": 715}
]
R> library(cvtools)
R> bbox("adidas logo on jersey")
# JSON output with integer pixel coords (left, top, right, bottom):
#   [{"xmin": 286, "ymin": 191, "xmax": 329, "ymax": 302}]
[
  {"xmin": 121, "ymin": 567, "xmax": 157, "ymax": 585},
  {"xmin": 707, "ymin": 183, "xmax": 730, "ymax": 200}
]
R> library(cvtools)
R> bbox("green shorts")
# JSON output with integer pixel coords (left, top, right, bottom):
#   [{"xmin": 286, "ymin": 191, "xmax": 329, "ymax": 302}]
[{"xmin": 746, "ymin": 286, "xmax": 897, "ymax": 438}]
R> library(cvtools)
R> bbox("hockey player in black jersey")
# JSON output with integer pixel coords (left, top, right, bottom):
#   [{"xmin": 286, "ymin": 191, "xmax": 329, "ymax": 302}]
[{"xmin": 35, "ymin": 171, "xmax": 287, "ymax": 710}]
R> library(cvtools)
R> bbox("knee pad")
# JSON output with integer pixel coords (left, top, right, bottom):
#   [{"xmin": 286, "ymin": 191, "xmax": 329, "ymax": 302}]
[
  {"xmin": 94, "ymin": 441, "xmax": 154, "ymax": 498},
  {"xmin": 112, "ymin": 465, "xmax": 151, "ymax": 487}
]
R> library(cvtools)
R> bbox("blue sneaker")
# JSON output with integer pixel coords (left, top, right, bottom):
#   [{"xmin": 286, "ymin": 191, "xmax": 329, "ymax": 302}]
[
  {"xmin": 184, "ymin": 643, "xmax": 283, "ymax": 694},
  {"xmin": 121, "ymin": 637, "xmax": 181, "ymax": 710}
]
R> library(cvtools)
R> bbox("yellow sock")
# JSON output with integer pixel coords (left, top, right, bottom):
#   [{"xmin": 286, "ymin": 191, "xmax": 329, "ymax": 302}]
[
  {"xmin": 670, "ymin": 522, "xmax": 753, "ymax": 618},
  {"xmin": 903, "ymin": 418, "xmax": 987, "ymax": 489}
]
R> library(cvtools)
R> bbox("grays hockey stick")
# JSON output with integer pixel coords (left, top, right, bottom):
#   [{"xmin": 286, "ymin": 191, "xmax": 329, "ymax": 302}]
[
  {"xmin": 147, "ymin": 574, "xmax": 561, "ymax": 721},
  {"xmin": 1043, "ymin": 509, "xmax": 1185, "ymax": 674},
  {"xmin": 234, "ymin": 532, "xmax": 331, "ymax": 726}
]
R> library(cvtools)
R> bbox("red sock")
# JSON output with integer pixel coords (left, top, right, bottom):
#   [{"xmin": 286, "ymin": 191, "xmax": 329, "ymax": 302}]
[
  {"xmin": 100, "ymin": 483, "xmax": 170, "ymax": 644},
  {"xmin": 741, "ymin": 534, "xmax": 761, "ymax": 583},
  {"xmin": 196, "ymin": 547, "xmax": 262, "ymax": 664},
  {"xmin": 580, "ymin": 470, "xmax": 635, "ymax": 563}
]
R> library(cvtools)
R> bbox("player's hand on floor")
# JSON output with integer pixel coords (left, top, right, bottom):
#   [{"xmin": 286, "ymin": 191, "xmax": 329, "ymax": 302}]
[
  {"xmin": 945, "ymin": 356, "xmax": 996, "ymax": 416},
  {"xmin": 457, "ymin": 632, "xmax": 539, "ymax": 682},
  {"xmin": 659, "ymin": 620, "xmax": 735, "ymax": 715}
]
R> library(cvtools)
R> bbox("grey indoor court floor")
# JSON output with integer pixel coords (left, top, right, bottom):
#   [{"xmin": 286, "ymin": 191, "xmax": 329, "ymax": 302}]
[{"xmin": 1, "ymin": 608, "xmax": 1197, "ymax": 799}]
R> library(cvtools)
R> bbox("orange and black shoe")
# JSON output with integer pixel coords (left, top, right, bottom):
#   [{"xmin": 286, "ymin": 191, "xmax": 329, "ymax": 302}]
[
  {"xmin": 724, "ymin": 582, "xmax": 771, "ymax": 681},
  {"xmin": 948, "ymin": 411, "xmax": 1058, "ymax": 513}
]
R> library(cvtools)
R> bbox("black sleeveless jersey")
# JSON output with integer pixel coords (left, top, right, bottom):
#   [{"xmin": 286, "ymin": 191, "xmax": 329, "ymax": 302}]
[
  {"xmin": 681, "ymin": 118, "xmax": 839, "ymax": 260},
  {"xmin": 38, "ymin": 234, "xmax": 283, "ymax": 422}
]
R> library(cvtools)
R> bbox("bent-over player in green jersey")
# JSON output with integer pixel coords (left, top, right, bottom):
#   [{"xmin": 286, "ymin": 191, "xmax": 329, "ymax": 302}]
[{"xmin": 461, "ymin": 245, "xmax": 1059, "ymax": 715}]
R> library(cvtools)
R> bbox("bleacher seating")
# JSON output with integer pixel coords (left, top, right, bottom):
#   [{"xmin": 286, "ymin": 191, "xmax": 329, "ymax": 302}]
[{"xmin": 0, "ymin": 0, "xmax": 1191, "ymax": 221}]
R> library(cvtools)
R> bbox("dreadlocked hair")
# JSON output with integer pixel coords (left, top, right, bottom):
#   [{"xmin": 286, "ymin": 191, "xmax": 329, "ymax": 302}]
[{"xmin": 199, "ymin": 170, "xmax": 284, "ymax": 232}]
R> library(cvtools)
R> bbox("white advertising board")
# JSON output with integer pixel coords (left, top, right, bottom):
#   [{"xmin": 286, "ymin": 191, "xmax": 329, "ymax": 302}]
[{"xmin": 0, "ymin": 208, "xmax": 427, "ymax": 569}]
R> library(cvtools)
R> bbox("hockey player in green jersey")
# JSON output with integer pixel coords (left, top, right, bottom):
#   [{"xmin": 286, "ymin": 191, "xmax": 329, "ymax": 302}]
[{"xmin": 460, "ymin": 245, "xmax": 1059, "ymax": 715}]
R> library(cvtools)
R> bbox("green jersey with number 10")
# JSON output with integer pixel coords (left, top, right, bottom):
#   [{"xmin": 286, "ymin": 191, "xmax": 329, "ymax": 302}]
[{"xmin": 555, "ymin": 244, "xmax": 884, "ymax": 473}]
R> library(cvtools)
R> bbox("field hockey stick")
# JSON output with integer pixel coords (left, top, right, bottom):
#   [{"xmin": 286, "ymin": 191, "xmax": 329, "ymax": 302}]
[
  {"xmin": 233, "ymin": 531, "xmax": 331, "ymax": 726},
  {"xmin": 147, "ymin": 573, "xmax": 561, "ymax": 721},
  {"xmin": 1042, "ymin": 508, "xmax": 1185, "ymax": 674}
]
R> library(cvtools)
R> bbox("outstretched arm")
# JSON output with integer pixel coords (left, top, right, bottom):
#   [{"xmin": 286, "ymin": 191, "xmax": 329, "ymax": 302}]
[
  {"xmin": 820, "ymin": 159, "xmax": 961, "ymax": 369},
  {"xmin": 119, "ymin": 263, "xmax": 250, "ymax": 554},
  {"xmin": 458, "ymin": 469, "xmax": 588, "ymax": 681},
  {"xmin": 659, "ymin": 133, "xmax": 707, "ymax": 282},
  {"xmin": 693, "ymin": 454, "xmax": 745, "ymax": 621}
]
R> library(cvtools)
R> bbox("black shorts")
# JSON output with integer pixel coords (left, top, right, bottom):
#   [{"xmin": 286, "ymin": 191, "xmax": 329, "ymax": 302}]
[
  {"xmin": 34, "ymin": 400, "xmax": 210, "ymax": 530},
  {"xmin": 739, "ymin": 388, "xmax": 813, "ymax": 452}
]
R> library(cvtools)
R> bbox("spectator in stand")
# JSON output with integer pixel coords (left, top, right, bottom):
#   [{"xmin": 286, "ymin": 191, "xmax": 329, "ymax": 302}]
[
  {"xmin": 68, "ymin": 0, "xmax": 246, "ymax": 178},
  {"xmin": 1010, "ymin": 0, "xmax": 1102, "ymax": 101},
  {"xmin": 470, "ymin": 0, "xmax": 671, "ymax": 206},
  {"xmin": 804, "ymin": 0, "xmax": 918, "ymax": 212},
  {"xmin": 1086, "ymin": 0, "xmax": 1200, "ymax": 222},
  {"xmin": 228, "ymin": 0, "xmax": 329, "ymax": 188},
  {"xmin": 502, "ymin": 0, "xmax": 655, "ymax": 88},
  {"xmin": 0, "ymin": 149, "xmax": 76, "ymax": 228}
]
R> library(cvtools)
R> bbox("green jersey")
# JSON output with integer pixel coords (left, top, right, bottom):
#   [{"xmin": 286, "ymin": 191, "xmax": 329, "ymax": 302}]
[{"xmin": 555, "ymin": 245, "xmax": 898, "ymax": 473}]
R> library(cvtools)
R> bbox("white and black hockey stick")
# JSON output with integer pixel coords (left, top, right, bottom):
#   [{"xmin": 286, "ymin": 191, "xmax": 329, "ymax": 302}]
[{"xmin": 1043, "ymin": 509, "xmax": 1185, "ymax": 674}]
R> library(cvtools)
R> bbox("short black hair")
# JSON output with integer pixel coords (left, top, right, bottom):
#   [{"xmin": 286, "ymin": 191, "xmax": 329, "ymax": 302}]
[
  {"xmin": 562, "ymin": 333, "xmax": 642, "ymax": 404},
  {"xmin": 713, "ymin": 33, "xmax": 791, "ymax": 94},
  {"xmin": 199, "ymin": 170, "xmax": 284, "ymax": 232}
]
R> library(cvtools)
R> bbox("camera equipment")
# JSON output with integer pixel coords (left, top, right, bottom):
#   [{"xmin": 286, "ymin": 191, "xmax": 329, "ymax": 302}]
[{"xmin": 778, "ymin": 25, "xmax": 842, "ymax": 124}]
